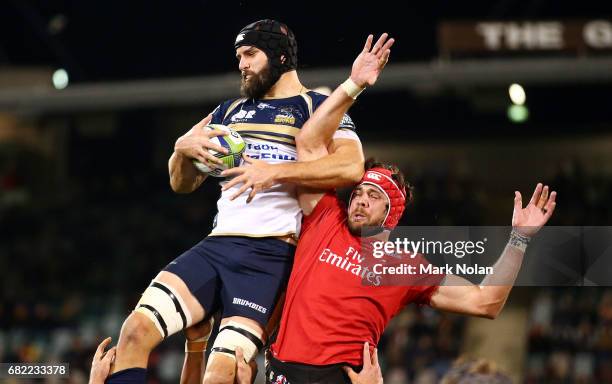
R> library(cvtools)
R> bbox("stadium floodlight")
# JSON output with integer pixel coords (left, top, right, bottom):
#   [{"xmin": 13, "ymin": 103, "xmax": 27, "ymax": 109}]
[
  {"xmin": 507, "ymin": 104, "xmax": 529, "ymax": 123},
  {"xmin": 508, "ymin": 83, "xmax": 526, "ymax": 105},
  {"xmin": 52, "ymin": 69, "xmax": 69, "ymax": 90}
]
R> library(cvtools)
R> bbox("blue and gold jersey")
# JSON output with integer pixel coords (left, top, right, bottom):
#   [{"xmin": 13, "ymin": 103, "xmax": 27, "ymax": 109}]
[{"xmin": 208, "ymin": 91, "xmax": 358, "ymax": 238}]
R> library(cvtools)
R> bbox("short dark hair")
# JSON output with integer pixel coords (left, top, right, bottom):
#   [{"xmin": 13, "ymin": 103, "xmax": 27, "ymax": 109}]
[{"xmin": 364, "ymin": 158, "xmax": 414, "ymax": 205}]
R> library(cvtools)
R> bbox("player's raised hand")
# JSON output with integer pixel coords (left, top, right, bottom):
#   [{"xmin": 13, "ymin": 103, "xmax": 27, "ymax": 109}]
[
  {"xmin": 174, "ymin": 114, "xmax": 229, "ymax": 166},
  {"xmin": 343, "ymin": 342, "xmax": 383, "ymax": 384},
  {"xmin": 89, "ymin": 337, "xmax": 116, "ymax": 384},
  {"xmin": 350, "ymin": 33, "xmax": 395, "ymax": 88},
  {"xmin": 512, "ymin": 183, "xmax": 557, "ymax": 237},
  {"xmin": 220, "ymin": 154, "xmax": 280, "ymax": 203}
]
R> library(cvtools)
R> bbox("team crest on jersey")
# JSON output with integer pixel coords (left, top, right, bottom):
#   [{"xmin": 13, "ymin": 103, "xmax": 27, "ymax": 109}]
[
  {"xmin": 274, "ymin": 106, "xmax": 301, "ymax": 125},
  {"xmin": 273, "ymin": 374, "xmax": 288, "ymax": 384},
  {"xmin": 274, "ymin": 114, "xmax": 295, "ymax": 125}
]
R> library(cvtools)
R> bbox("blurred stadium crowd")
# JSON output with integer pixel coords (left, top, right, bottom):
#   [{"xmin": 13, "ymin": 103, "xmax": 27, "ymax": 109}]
[{"xmin": 525, "ymin": 288, "xmax": 612, "ymax": 383}]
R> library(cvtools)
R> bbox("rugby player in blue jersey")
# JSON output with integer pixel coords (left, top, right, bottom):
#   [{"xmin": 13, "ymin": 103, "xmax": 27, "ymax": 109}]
[{"xmin": 106, "ymin": 21, "xmax": 392, "ymax": 384}]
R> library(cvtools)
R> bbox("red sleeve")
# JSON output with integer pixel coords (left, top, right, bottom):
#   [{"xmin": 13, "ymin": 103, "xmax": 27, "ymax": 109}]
[{"xmin": 301, "ymin": 192, "xmax": 344, "ymax": 235}]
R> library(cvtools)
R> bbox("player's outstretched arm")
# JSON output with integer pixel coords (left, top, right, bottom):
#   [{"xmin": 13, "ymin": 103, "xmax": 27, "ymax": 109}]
[
  {"xmin": 297, "ymin": 33, "xmax": 394, "ymax": 154},
  {"xmin": 287, "ymin": 33, "xmax": 394, "ymax": 200},
  {"xmin": 430, "ymin": 183, "xmax": 557, "ymax": 319},
  {"xmin": 220, "ymin": 34, "xmax": 394, "ymax": 206},
  {"xmin": 169, "ymin": 114, "xmax": 229, "ymax": 193}
]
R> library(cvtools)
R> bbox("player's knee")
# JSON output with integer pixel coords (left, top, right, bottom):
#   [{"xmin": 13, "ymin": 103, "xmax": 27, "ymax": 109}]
[
  {"xmin": 133, "ymin": 280, "xmax": 193, "ymax": 339},
  {"xmin": 202, "ymin": 321, "xmax": 264, "ymax": 384},
  {"xmin": 118, "ymin": 312, "xmax": 161, "ymax": 351},
  {"xmin": 203, "ymin": 353, "xmax": 236, "ymax": 384},
  {"xmin": 202, "ymin": 367, "xmax": 234, "ymax": 384},
  {"xmin": 211, "ymin": 320, "xmax": 264, "ymax": 363}
]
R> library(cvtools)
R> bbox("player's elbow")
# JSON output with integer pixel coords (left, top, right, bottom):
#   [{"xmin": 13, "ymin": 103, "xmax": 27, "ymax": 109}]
[
  {"xmin": 331, "ymin": 142, "xmax": 364, "ymax": 185},
  {"xmin": 331, "ymin": 160, "xmax": 363, "ymax": 187},
  {"xmin": 170, "ymin": 182, "xmax": 187, "ymax": 194},
  {"xmin": 295, "ymin": 131, "xmax": 326, "ymax": 154},
  {"xmin": 170, "ymin": 183, "xmax": 192, "ymax": 194},
  {"xmin": 345, "ymin": 160, "xmax": 365, "ymax": 184},
  {"xmin": 324, "ymin": 161, "xmax": 363, "ymax": 187},
  {"xmin": 474, "ymin": 299, "xmax": 504, "ymax": 319},
  {"xmin": 479, "ymin": 309, "xmax": 499, "ymax": 320},
  {"xmin": 169, "ymin": 176, "xmax": 195, "ymax": 194}
]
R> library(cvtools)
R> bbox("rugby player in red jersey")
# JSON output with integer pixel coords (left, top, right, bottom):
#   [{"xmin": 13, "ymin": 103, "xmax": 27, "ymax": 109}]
[{"xmin": 225, "ymin": 34, "xmax": 557, "ymax": 383}]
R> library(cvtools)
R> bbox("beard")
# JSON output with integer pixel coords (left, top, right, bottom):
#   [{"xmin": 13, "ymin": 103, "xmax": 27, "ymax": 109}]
[
  {"xmin": 347, "ymin": 212, "xmax": 385, "ymax": 237},
  {"xmin": 348, "ymin": 222, "xmax": 385, "ymax": 237},
  {"xmin": 240, "ymin": 64, "xmax": 276, "ymax": 99}
]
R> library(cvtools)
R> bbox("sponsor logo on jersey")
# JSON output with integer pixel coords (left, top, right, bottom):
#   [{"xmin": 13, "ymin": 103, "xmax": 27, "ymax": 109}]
[
  {"xmin": 248, "ymin": 143, "xmax": 279, "ymax": 151},
  {"xmin": 257, "ymin": 102, "xmax": 275, "ymax": 110},
  {"xmin": 230, "ymin": 109, "xmax": 256, "ymax": 123},
  {"xmin": 254, "ymin": 152, "xmax": 296, "ymax": 161},
  {"xmin": 318, "ymin": 246, "xmax": 382, "ymax": 286},
  {"xmin": 246, "ymin": 143, "xmax": 296, "ymax": 161}
]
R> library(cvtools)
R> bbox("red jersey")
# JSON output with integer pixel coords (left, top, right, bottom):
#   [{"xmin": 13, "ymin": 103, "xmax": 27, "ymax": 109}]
[{"xmin": 271, "ymin": 193, "xmax": 441, "ymax": 366}]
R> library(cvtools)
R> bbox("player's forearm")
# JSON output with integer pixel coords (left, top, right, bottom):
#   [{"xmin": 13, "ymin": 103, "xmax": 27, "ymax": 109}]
[
  {"xmin": 277, "ymin": 146, "xmax": 364, "ymax": 188},
  {"xmin": 169, "ymin": 152, "xmax": 206, "ymax": 193},
  {"xmin": 295, "ymin": 85, "xmax": 355, "ymax": 155},
  {"xmin": 482, "ymin": 240, "xmax": 525, "ymax": 287},
  {"xmin": 433, "ymin": 232, "xmax": 526, "ymax": 319},
  {"xmin": 180, "ymin": 352, "xmax": 204, "ymax": 384},
  {"xmin": 474, "ymin": 235, "xmax": 526, "ymax": 318}
]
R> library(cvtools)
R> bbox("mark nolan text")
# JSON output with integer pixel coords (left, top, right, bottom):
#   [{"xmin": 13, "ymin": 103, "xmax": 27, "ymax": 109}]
[{"xmin": 373, "ymin": 263, "xmax": 494, "ymax": 276}]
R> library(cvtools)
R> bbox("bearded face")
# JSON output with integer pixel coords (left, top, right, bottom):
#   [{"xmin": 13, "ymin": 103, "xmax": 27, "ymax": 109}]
[
  {"xmin": 347, "ymin": 184, "xmax": 389, "ymax": 236},
  {"xmin": 236, "ymin": 45, "xmax": 277, "ymax": 99},
  {"xmin": 240, "ymin": 62, "xmax": 276, "ymax": 99}
]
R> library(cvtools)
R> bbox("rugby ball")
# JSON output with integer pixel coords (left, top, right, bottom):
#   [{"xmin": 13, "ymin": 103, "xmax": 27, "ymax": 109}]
[{"xmin": 192, "ymin": 124, "xmax": 245, "ymax": 177}]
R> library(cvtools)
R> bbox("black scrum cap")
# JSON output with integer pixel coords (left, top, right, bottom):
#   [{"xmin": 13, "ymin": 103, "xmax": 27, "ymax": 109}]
[{"xmin": 234, "ymin": 19, "xmax": 298, "ymax": 79}]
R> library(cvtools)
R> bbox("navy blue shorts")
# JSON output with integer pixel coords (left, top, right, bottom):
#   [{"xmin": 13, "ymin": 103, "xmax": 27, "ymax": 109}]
[{"xmin": 164, "ymin": 236, "xmax": 295, "ymax": 326}]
